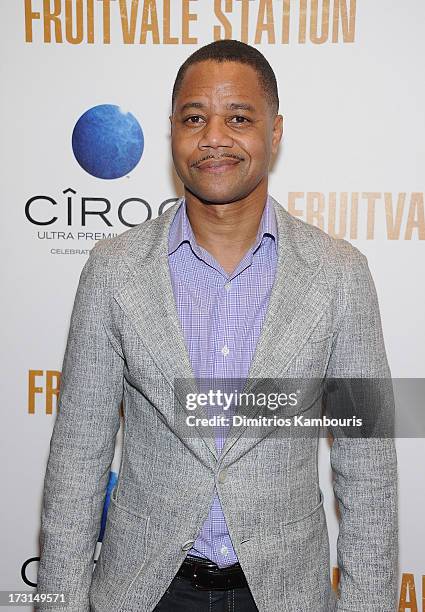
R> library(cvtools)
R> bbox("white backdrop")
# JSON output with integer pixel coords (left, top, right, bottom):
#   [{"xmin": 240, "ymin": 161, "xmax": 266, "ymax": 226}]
[{"xmin": 1, "ymin": 1, "xmax": 424, "ymax": 609}]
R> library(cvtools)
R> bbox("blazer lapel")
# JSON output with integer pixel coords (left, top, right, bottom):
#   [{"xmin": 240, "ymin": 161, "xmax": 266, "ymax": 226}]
[
  {"xmin": 114, "ymin": 199, "xmax": 219, "ymax": 463},
  {"xmin": 219, "ymin": 196, "xmax": 333, "ymax": 462}
]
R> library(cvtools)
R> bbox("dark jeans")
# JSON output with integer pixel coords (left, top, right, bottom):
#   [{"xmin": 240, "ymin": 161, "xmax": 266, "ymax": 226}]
[{"xmin": 153, "ymin": 572, "xmax": 259, "ymax": 612}]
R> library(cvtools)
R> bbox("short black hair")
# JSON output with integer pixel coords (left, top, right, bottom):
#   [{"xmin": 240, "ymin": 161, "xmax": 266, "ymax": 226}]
[{"xmin": 172, "ymin": 39, "xmax": 279, "ymax": 114}]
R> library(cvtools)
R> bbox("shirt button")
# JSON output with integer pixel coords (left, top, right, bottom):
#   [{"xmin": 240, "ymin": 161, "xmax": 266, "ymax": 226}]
[
  {"xmin": 221, "ymin": 545, "xmax": 228, "ymax": 555},
  {"xmin": 224, "ymin": 282, "xmax": 232, "ymax": 291},
  {"xmin": 221, "ymin": 345, "xmax": 229, "ymax": 356}
]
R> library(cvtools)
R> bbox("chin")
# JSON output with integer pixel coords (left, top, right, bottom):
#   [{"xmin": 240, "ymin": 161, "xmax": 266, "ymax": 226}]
[{"xmin": 186, "ymin": 185, "xmax": 245, "ymax": 205}]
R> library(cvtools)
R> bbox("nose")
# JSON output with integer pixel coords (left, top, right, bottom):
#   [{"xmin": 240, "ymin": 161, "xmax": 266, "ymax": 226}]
[{"xmin": 198, "ymin": 115, "xmax": 234, "ymax": 150}]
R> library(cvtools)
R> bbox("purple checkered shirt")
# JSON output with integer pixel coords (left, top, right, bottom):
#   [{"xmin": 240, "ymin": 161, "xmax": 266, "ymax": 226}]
[{"xmin": 168, "ymin": 196, "xmax": 278, "ymax": 568}]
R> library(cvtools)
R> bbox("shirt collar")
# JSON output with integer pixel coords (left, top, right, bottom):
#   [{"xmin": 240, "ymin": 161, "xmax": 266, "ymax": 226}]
[{"xmin": 168, "ymin": 195, "xmax": 278, "ymax": 256}]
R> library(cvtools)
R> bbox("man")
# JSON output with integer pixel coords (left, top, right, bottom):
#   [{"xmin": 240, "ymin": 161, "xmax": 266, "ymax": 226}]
[{"xmin": 36, "ymin": 40, "xmax": 398, "ymax": 612}]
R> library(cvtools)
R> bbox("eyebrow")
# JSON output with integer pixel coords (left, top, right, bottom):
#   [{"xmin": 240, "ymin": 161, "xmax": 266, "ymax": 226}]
[{"xmin": 178, "ymin": 101, "xmax": 256, "ymax": 113}]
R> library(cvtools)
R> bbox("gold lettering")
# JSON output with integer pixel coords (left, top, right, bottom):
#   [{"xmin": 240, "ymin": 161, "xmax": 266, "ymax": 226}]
[
  {"xmin": 286, "ymin": 191, "xmax": 424, "ymax": 240},
  {"xmin": 240, "ymin": 0, "xmax": 250, "ymax": 43},
  {"xmin": 328, "ymin": 192, "xmax": 347, "ymax": 238},
  {"xmin": 298, "ymin": 0, "xmax": 307, "ymax": 43},
  {"xmin": 310, "ymin": 0, "xmax": 330, "ymax": 44},
  {"xmin": 307, "ymin": 192, "xmax": 325, "ymax": 229},
  {"xmin": 282, "ymin": 0, "xmax": 290, "ymax": 44},
  {"xmin": 28, "ymin": 370, "xmax": 44, "ymax": 415},
  {"xmin": 46, "ymin": 371, "xmax": 61, "ymax": 415},
  {"xmin": 405, "ymin": 193, "xmax": 425, "ymax": 240},
  {"xmin": 254, "ymin": 0, "xmax": 275, "ymax": 44},
  {"xmin": 214, "ymin": 0, "xmax": 232, "ymax": 41},
  {"xmin": 422, "ymin": 575, "xmax": 425, "ymax": 612},
  {"xmin": 43, "ymin": 0, "xmax": 62, "ymax": 43},
  {"xmin": 331, "ymin": 566, "xmax": 340, "ymax": 592},
  {"xmin": 384, "ymin": 192, "xmax": 406, "ymax": 240},
  {"xmin": 24, "ymin": 0, "xmax": 40, "ymax": 43},
  {"xmin": 182, "ymin": 0, "xmax": 198, "ymax": 44},
  {"xmin": 163, "ymin": 0, "xmax": 179, "ymax": 44},
  {"xmin": 288, "ymin": 192, "xmax": 304, "ymax": 218},
  {"xmin": 101, "ymin": 0, "xmax": 112, "ymax": 44},
  {"xmin": 350, "ymin": 192, "xmax": 358, "ymax": 239},
  {"xmin": 87, "ymin": 0, "xmax": 94, "ymax": 43},
  {"xmin": 399, "ymin": 573, "xmax": 418, "ymax": 611},
  {"xmin": 119, "ymin": 0, "xmax": 139, "ymax": 44},
  {"xmin": 140, "ymin": 0, "xmax": 160, "ymax": 44},
  {"xmin": 65, "ymin": 0, "xmax": 83, "ymax": 45},
  {"xmin": 332, "ymin": 0, "xmax": 356, "ymax": 43},
  {"xmin": 362, "ymin": 192, "xmax": 380, "ymax": 239}
]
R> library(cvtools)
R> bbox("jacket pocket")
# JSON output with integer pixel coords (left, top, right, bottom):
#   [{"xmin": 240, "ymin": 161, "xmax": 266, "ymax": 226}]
[
  {"xmin": 281, "ymin": 491, "xmax": 331, "ymax": 611},
  {"xmin": 98, "ymin": 486, "xmax": 151, "ymax": 587},
  {"xmin": 285, "ymin": 334, "xmax": 334, "ymax": 379}
]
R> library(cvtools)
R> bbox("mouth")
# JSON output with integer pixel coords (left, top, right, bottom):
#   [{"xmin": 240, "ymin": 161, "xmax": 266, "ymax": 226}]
[{"xmin": 194, "ymin": 158, "xmax": 241, "ymax": 174}]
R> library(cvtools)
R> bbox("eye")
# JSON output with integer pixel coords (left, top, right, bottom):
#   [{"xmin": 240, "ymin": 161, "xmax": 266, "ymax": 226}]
[
  {"xmin": 184, "ymin": 115, "xmax": 205, "ymax": 124},
  {"xmin": 229, "ymin": 116, "xmax": 251, "ymax": 124}
]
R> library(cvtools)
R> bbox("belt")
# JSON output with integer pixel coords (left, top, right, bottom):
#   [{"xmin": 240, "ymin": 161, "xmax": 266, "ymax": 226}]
[{"xmin": 177, "ymin": 555, "xmax": 249, "ymax": 590}]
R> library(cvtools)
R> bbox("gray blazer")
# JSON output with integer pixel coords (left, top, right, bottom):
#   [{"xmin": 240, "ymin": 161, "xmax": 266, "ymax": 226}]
[{"xmin": 36, "ymin": 196, "xmax": 398, "ymax": 612}]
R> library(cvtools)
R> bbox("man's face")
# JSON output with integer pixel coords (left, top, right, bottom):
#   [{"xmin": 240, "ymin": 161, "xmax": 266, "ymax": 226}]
[{"xmin": 170, "ymin": 60, "xmax": 283, "ymax": 204}]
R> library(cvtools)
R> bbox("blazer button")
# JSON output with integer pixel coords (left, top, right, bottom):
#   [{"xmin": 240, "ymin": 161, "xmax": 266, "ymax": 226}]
[
  {"xmin": 181, "ymin": 540, "xmax": 195, "ymax": 551},
  {"xmin": 218, "ymin": 469, "xmax": 227, "ymax": 484}
]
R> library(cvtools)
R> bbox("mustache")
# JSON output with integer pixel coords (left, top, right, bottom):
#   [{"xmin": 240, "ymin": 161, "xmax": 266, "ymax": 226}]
[{"xmin": 190, "ymin": 153, "xmax": 245, "ymax": 168}]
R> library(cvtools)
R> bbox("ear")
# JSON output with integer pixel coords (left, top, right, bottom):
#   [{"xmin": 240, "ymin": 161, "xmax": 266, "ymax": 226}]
[{"xmin": 271, "ymin": 114, "xmax": 284, "ymax": 155}]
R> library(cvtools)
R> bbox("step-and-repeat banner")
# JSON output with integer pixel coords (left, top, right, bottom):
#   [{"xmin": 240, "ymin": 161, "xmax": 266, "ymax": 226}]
[{"xmin": 1, "ymin": 2, "xmax": 424, "ymax": 609}]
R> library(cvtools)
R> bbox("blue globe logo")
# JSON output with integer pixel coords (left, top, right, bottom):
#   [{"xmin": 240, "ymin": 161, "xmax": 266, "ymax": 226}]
[{"xmin": 72, "ymin": 104, "xmax": 144, "ymax": 179}]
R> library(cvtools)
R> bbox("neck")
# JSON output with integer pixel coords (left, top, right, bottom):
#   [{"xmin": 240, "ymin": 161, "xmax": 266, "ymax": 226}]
[{"xmin": 183, "ymin": 178, "xmax": 269, "ymax": 254}]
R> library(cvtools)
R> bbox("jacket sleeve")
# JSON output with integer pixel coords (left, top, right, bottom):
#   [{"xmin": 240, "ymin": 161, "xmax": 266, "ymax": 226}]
[
  {"xmin": 36, "ymin": 245, "xmax": 124, "ymax": 611},
  {"xmin": 324, "ymin": 247, "xmax": 398, "ymax": 611}
]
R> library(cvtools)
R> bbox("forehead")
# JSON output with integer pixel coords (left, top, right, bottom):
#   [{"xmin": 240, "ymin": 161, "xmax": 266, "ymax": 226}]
[{"xmin": 176, "ymin": 60, "xmax": 266, "ymax": 107}]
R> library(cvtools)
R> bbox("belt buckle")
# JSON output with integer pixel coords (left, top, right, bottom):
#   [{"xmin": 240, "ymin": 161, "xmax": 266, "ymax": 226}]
[
  {"xmin": 192, "ymin": 569, "xmax": 238, "ymax": 591},
  {"xmin": 191, "ymin": 566, "xmax": 212, "ymax": 591}
]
